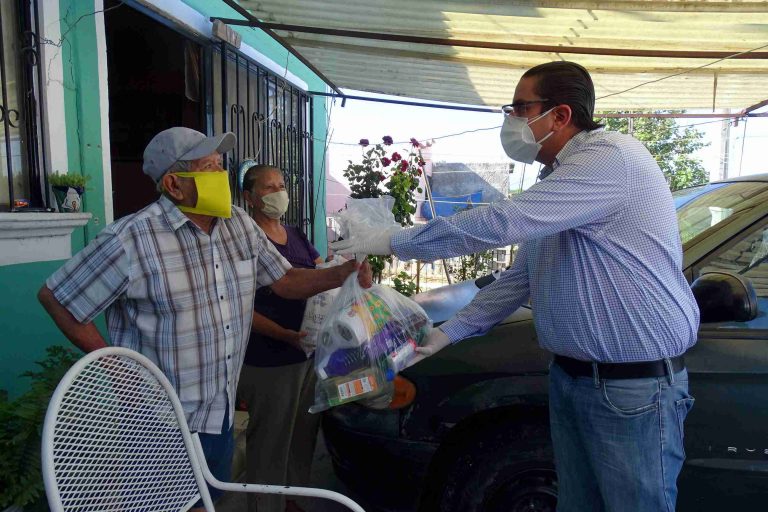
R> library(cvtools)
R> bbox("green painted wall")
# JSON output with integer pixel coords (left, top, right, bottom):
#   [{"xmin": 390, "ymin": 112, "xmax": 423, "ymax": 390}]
[
  {"xmin": 0, "ymin": 261, "xmax": 108, "ymax": 398},
  {"xmin": 0, "ymin": 0, "xmax": 331, "ymax": 397},
  {"xmin": 0, "ymin": 261, "xmax": 66, "ymax": 398},
  {"xmin": 312, "ymin": 96, "xmax": 329, "ymax": 257},
  {"xmin": 181, "ymin": 0, "xmax": 329, "ymax": 255},
  {"xmin": 61, "ymin": 0, "xmax": 108, "ymax": 245},
  {"xmin": 0, "ymin": 0, "xmax": 107, "ymax": 398}
]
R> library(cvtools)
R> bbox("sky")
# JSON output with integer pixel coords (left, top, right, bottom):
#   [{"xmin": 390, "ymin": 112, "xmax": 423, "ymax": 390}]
[{"xmin": 324, "ymin": 89, "xmax": 768, "ymax": 197}]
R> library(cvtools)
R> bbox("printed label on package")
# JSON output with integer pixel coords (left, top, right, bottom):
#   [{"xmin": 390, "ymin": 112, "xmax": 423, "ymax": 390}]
[{"xmin": 337, "ymin": 375, "xmax": 378, "ymax": 400}]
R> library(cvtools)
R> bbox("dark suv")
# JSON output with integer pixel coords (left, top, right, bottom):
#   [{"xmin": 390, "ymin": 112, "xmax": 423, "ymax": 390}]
[{"xmin": 322, "ymin": 175, "xmax": 768, "ymax": 512}]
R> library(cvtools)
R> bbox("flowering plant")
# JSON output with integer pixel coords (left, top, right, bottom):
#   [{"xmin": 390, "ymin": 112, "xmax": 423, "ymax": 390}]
[
  {"xmin": 341, "ymin": 136, "xmax": 425, "ymax": 284},
  {"xmin": 343, "ymin": 135, "xmax": 424, "ymax": 226}
]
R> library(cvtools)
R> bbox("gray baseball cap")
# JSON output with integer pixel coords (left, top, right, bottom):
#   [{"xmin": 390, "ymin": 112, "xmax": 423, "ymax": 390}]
[{"xmin": 142, "ymin": 127, "xmax": 236, "ymax": 183}]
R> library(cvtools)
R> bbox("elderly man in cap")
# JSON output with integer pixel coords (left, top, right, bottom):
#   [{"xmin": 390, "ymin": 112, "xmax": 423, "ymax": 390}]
[{"xmin": 38, "ymin": 127, "xmax": 368, "ymax": 509}]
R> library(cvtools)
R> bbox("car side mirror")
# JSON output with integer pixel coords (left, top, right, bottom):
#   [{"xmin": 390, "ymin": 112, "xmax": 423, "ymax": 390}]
[{"xmin": 691, "ymin": 271, "xmax": 758, "ymax": 323}]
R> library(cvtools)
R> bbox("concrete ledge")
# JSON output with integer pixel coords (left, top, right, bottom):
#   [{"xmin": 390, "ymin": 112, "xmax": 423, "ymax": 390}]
[{"xmin": 0, "ymin": 212, "xmax": 92, "ymax": 266}]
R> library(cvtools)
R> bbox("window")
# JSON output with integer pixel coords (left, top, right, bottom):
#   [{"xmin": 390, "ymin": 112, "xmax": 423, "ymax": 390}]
[
  {"xmin": 697, "ymin": 221, "xmax": 768, "ymax": 298},
  {"xmin": 0, "ymin": 0, "xmax": 47, "ymax": 211},
  {"xmin": 211, "ymin": 43, "xmax": 314, "ymax": 240},
  {"xmin": 674, "ymin": 182, "xmax": 768, "ymax": 244}
]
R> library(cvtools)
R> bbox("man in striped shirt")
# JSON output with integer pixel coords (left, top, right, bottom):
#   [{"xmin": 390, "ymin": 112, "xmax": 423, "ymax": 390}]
[
  {"xmin": 331, "ymin": 63, "xmax": 699, "ymax": 511},
  {"xmin": 38, "ymin": 127, "xmax": 367, "ymax": 509}
]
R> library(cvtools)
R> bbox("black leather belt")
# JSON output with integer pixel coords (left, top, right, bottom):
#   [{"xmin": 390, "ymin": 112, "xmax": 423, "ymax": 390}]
[{"xmin": 554, "ymin": 354, "xmax": 685, "ymax": 380}]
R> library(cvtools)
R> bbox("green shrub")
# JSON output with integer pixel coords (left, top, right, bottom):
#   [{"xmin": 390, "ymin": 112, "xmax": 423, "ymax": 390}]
[
  {"xmin": 0, "ymin": 346, "xmax": 80, "ymax": 511},
  {"xmin": 392, "ymin": 271, "xmax": 418, "ymax": 297}
]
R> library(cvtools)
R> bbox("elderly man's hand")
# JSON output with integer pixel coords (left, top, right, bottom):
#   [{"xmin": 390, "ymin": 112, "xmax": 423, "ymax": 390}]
[
  {"xmin": 358, "ymin": 259, "xmax": 373, "ymax": 288},
  {"xmin": 333, "ymin": 260, "xmax": 373, "ymax": 288},
  {"xmin": 334, "ymin": 259, "xmax": 373, "ymax": 289}
]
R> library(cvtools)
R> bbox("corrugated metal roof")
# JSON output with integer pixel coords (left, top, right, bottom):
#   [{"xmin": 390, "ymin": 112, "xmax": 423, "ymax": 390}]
[{"xmin": 239, "ymin": 0, "xmax": 768, "ymax": 111}]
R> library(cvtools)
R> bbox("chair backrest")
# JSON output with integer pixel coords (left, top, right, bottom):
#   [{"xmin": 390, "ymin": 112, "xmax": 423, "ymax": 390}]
[{"xmin": 42, "ymin": 347, "xmax": 212, "ymax": 512}]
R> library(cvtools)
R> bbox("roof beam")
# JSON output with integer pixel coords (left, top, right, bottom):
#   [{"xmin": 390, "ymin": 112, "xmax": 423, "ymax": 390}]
[
  {"xmin": 214, "ymin": 18, "xmax": 768, "ymax": 60},
  {"xmin": 238, "ymin": 0, "xmax": 768, "ymax": 14},
  {"xmin": 308, "ymin": 91, "xmax": 499, "ymax": 112},
  {"xmin": 215, "ymin": 2, "xmax": 343, "ymax": 96},
  {"xmin": 286, "ymin": 36, "xmax": 768, "ymax": 74},
  {"xmin": 308, "ymin": 91, "xmax": 768, "ymax": 117},
  {"xmin": 743, "ymin": 98, "xmax": 768, "ymax": 114},
  {"xmin": 596, "ymin": 112, "xmax": 768, "ymax": 118}
]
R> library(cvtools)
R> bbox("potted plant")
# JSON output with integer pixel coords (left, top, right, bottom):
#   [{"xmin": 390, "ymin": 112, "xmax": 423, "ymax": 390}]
[
  {"xmin": 48, "ymin": 172, "xmax": 90, "ymax": 213},
  {"xmin": 0, "ymin": 346, "xmax": 80, "ymax": 512}
]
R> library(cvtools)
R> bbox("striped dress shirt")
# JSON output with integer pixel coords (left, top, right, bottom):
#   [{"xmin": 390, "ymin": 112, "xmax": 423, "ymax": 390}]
[
  {"xmin": 47, "ymin": 195, "xmax": 291, "ymax": 433},
  {"xmin": 392, "ymin": 129, "xmax": 699, "ymax": 362}
]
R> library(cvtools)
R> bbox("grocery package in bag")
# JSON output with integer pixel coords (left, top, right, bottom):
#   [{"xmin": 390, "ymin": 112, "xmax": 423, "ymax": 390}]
[
  {"xmin": 298, "ymin": 255, "xmax": 347, "ymax": 357},
  {"xmin": 310, "ymin": 272, "xmax": 432, "ymax": 413}
]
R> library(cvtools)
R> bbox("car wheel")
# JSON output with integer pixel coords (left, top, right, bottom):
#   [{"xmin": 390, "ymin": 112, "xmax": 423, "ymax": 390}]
[{"xmin": 436, "ymin": 421, "xmax": 556, "ymax": 512}]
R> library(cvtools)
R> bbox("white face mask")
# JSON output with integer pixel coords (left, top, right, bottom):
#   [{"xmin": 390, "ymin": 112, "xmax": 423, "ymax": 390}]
[
  {"xmin": 500, "ymin": 108, "xmax": 555, "ymax": 163},
  {"xmin": 261, "ymin": 190, "xmax": 289, "ymax": 219}
]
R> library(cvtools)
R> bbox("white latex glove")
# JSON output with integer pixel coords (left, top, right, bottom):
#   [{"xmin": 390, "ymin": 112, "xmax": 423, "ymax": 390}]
[
  {"xmin": 405, "ymin": 328, "xmax": 451, "ymax": 369},
  {"xmin": 328, "ymin": 226, "xmax": 401, "ymax": 257}
]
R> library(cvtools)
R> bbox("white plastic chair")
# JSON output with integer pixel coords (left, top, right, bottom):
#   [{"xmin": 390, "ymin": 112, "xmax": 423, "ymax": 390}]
[{"xmin": 42, "ymin": 347, "xmax": 365, "ymax": 512}]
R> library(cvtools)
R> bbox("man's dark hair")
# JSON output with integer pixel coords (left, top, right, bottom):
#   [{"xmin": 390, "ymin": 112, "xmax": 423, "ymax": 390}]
[
  {"xmin": 522, "ymin": 61, "xmax": 603, "ymax": 131},
  {"xmin": 242, "ymin": 164, "xmax": 281, "ymax": 193}
]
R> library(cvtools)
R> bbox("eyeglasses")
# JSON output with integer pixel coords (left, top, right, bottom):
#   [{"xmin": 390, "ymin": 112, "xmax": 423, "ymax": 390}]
[{"xmin": 501, "ymin": 99, "xmax": 550, "ymax": 117}]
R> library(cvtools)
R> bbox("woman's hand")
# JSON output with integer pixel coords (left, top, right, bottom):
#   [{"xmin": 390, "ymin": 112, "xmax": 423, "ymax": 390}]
[{"xmin": 282, "ymin": 329, "xmax": 308, "ymax": 350}]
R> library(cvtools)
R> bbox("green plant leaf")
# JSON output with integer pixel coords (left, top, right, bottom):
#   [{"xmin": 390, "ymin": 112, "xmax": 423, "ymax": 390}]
[
  {"xmin": 0, "ymin": 346, "xmax": 80, "ymax": 509},
  {"xmin": 48, "ymin": 172, "xmax": 90, "ymax": 189}
]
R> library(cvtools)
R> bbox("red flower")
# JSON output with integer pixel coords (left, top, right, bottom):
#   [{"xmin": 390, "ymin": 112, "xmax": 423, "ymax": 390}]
[
  {"xmin": 381, "ymin": 157, "xmax": 391, "ymax": 167},
  {"xmin": 418, "ymin": 157, "xmax": 426, "ymax": 166},
  {"xmin": 382, "ymin": 135, "xmax": 394, "ymax": 145},
  {"xmin": 391, "ymin": 152, "xmax": 402, "ymax": 162},
  {"xmin": 417, "ymin": 168, "xmax": 423, "ymax": 176},
  {"xmin": 410, "ymin": 137, "xmax": 420, "ymax": 147},
  {"xmin": 378, "ymin": 174, "xmax": 386, "ymax": 182},
  {"xmin": 399, "ymin": 160, "xmax": 408, "ymax": 172},
  {"xmin": 359, "ymin": 138, "xmax": 369, "ymax": 147}
]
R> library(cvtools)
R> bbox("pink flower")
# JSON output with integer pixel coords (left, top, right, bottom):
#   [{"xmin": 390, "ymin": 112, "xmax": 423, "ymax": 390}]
[
  {"xmin": 410, "ymin": 137, "xmax": 420, "ymax": 147},
  {"xmin": 359, "ymin": 138, "xmax": 369, "ymax": 147},
  {"xmin": 399, "ymin": 160, "xmax": 408, "ymax": 172},
  {"xmin": 382, "ymin": 135, "xmax": 393, "ymax": 145},
  {"xmin": 391, "ymin": 152, "xmax": 402, "ymax": 162},
  {"xmin": 381, "ymin": 157, "xmax": 391, "ymax": 167}
]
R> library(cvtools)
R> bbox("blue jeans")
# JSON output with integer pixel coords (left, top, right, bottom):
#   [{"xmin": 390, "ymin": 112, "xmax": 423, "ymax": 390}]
[
  {"xmin": 193, "ymin": 408, "xmax": 234, "ymax": 507},
  {"xmin": 549, "ymin": 361, "xmax": 694, "ymax": 512}
]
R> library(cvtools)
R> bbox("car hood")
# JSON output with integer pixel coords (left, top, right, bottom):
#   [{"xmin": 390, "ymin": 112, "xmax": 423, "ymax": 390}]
[{"xmin": 413, "ymin": 271, "xmax": 530, "ymax": 325}]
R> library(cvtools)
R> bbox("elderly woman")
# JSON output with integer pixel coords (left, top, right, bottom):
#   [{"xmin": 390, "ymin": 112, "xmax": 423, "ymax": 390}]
[{"xmin": 236, "ymin": 162, "xmax": 369, "ymax": 512}]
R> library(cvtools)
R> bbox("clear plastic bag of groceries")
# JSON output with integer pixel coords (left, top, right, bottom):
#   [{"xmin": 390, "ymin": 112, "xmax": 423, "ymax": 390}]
[
  {"xmin": 299, "ymin": 255, "xmax": 346, "ymax": 357},
  {"xmin": 309, "ymin": 271, "xmax": 432, "ymax": 413},
  {"xmin": 331, "ymin": 196, "xmax": 400, "ymax": 259}
]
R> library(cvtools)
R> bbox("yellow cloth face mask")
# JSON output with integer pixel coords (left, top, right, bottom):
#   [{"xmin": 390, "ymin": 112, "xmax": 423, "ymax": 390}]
[{"xmin": 174, "ymin": 171, "xmax": 232, "ymax": 218}]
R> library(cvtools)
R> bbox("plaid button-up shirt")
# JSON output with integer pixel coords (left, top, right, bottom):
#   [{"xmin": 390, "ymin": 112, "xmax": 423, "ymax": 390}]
[
  {"xmin": 393, "ymin": 129, "xmax": 699, "ymax": 362},
  {"xmin": 47, "ymin": 196, "xmax": 291, "ymax": 433}
]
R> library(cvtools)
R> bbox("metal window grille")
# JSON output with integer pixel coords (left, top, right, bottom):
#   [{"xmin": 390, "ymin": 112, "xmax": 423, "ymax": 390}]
[
  {"xmin": 211, "ymin": 42, "xmax": 314, "ymax": 241},
  {"xmin": 0, "ymin": 0, "xmax": 48, "ymax": 211}
]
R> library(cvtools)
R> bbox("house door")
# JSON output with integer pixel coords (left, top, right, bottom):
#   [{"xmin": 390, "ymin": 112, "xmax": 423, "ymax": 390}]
[{"xmin": 104, "ymin": 0, "xmax": 204, "ymax": 219}]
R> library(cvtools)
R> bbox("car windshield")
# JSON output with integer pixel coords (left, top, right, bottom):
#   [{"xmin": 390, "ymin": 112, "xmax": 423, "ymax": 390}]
[{"xmin": 674, "ymin": 181, "xmax": 768, "ymax": 244}]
